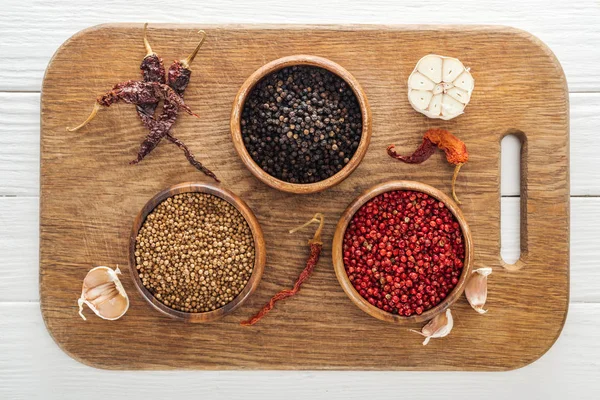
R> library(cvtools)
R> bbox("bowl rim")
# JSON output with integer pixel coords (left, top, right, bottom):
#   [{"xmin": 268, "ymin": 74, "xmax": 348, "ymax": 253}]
[
  {"xmin": 230, "ymin": 54, "xmax": 372, "ymax": 194},
  {"xmin": 332, "ymin": 180, "xmax": 474, "ymax": 325},
  {"xmin": 128, "ymin": 182, "xmax": 266, "ymax": 323}
]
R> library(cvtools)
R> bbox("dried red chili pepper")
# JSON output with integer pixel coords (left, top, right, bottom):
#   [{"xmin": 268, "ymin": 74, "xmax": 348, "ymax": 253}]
[
  {"xmin": 241, "ymin": 213, "xmax": 324, "ymax": 326},
  {"xmin": 387, "ymin": 128, "xmax": 468, "ymax": 204},
  {"xmin": 132, "ymin": 27, "xmax": 218, "ymax": 181},
  {"xmin": 67, "ymin": 81, "xmax": 198, "ymax": 132},
  {"xmin": 67, "ymin": 24, "xmax": 219, "ymax": 182},
  {"xmin": 387, "ymin": 137, "xmax": 436, "ymax": 164},
  {"xmin": 132, "ymin": 110, "xmax": 219, "ymax": 181},
  {"xmin": 165, "ymin": 34, "xmax": 205, "ymax": 95},
  {"xmin": 134, "ymin": 23, "xmax": 165, "ymax": 122}
]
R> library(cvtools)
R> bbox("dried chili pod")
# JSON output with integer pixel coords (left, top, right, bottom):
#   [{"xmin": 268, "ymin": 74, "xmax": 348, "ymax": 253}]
[
  {"xmin": 67, "ymin": 81, "xmax": 198, "ymax": 132},
  {"xmin": 163, "ymin": 132, "xmax": 219, "ymax": 182},
  {"xmin": 388, "ymin": 128, "xmax": 468, "ymax": 203},
  {"xmin": 67, "ymin": 25, "xmax": 218, "ymax": 182},
  {"xmin": 140, "ymin": 23, "xmax": 166, "ymax": 85},
  {"xmin": 387, "ymin": 136, "xmax": 436, "ymax": 164},
  {"xmin": 137, "ymin": 23, "xmax": 166, "ymax": 119},
  {"xmin": 134, "ymin": 27, "xmax": 218, "ymax": 181},
  {"xmin": 130, "ymin": 109, "xmax": 219, "ymax": 182},
  {"xmin": 241, "ymin": 213, "xmax": 324, "ymax": 326},
  {"xmin": 166, "ymin": 30, "xmax": 206, "ymax": 95},
  {"xmin": 136, "ymin": 26, "xmax": 206, "ymax": 107}
]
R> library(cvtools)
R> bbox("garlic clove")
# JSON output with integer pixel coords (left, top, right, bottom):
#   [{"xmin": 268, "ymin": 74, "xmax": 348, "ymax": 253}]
[
  {"xmin": 410, "ymin": 309, "xmax": 454, "ymax": 345},
  {"xmin": 408, "ymin": 72, "xmax": 436, "ymax": 91},
  {"xmin": 408, "ymin": 90, "xmax": 434, "ymax": 112},
  {"xmin": 83, "ymin": 267, "xmax": 113, "ymax": 288},
  {"xmin": 90, "ymin": 288, "xmax": 119, "ymax": 307},
  {"xmin": 442, "ymin": 57, "xmax": 464, "ymax": 83},
  {"xmin": 441, "ymin": 94, "xmax": 465, "ymax": 117},
  {"xmin": 432, "ymin": 84, "xmax": 444, "ymax": 96},
  {"xmin": 95, "ymin": 295, "xmax": 129, "ymax": 320},
  {"xmin": 417, "ymin": 55, "xmax": 443, "ymax": 83},
  {"xmin": 84, "ymin": 281, "xmax": 116, "ymax": 301},
  {"xmin": 428, "ymin": 93, "xmax": 443, "ymax": 117},
  {"xmin": 465, "ymin": 267, "xmax": 492, "ymax": 314},
  {"xmin": 78, "ymin": 266, "xmax": 129, "ymax": 321},
  {"xmin": 454, "ymin": 70, "xmax": 475, "ymax": 92},
  {"xmin": 408, "ymin": 54, "xmax": 474, "ymax": 120},
  {"xmin": 446, "ymin": 87, "xmax": 470, "ymax": 104}
]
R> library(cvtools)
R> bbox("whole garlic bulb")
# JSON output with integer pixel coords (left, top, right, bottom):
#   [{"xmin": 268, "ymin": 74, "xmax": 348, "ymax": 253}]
[
  {"xmin": 407, "ymin": 54, "xmax": 474, "ymax": 120},
  {"xmin": 77, "ymin": 266, "xmax": 129, "ymax": 321}
]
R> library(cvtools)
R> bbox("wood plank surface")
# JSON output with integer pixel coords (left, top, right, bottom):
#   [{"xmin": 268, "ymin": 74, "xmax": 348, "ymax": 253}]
[
  {"xmin": 0, "ymin": 93, "xmax": 40, "ymax": 196},
  {"xmin": 2, "ymin": 302, "xmax": 599, "ymax": 399},
  {"xmin": 1, "ymin": 0, "xmax": 599, "ymax": 93},
  {"xmin": 5, "ymin": 92, "xmax": 600, "ymax": 197},
  {"xmin": 5, "ymin": 196, "xmax": 599, "ymax": 303},
  {"xmin": 39, "ymin": 24, "xmax": 569, "ymax": 370},
  {"xmin": 2, "ymin": 0, "xmax": 599, "ymax": 396}
]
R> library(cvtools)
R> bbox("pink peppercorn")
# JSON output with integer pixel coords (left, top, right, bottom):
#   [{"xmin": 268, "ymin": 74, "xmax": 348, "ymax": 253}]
[{"xmin": 343, "ymin": 190, "xmax": 465, "ymax": 316}]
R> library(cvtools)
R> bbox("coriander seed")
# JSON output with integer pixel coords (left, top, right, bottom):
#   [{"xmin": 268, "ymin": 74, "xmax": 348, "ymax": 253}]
[{"xmin": 135, "ymin": 192, "xmax": 255, "ymax": 313}]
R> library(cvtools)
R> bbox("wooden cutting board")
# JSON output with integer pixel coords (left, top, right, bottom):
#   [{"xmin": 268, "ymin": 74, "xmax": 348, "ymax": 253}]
[{"xmin": 40, "ymin": 24, "xmax": 569, "ymax": 370}]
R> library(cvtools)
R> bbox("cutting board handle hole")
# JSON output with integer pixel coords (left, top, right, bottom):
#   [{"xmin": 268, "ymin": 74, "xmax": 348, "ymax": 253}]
[{"xmin": 501, "ymin": 131, "xmax": 527, "ymax": 269}]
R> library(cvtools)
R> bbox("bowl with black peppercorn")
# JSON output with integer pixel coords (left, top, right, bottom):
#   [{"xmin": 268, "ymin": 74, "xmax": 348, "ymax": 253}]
[
  {"xmin": 129, "ymin": 182, "xmax": 266, "ymax": 322},
  {"xmin": 231, "ymin": 55, "xmax": 372, "ymax": 194},
  {"xmin": 332, "ymin": 180, "xmax": 474, "ymax": 325}
]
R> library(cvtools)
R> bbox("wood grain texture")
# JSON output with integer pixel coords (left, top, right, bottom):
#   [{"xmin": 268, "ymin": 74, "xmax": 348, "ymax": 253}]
[
  {"xmin": 0, "ymin": 198, "xmax": 39, "ymax": 302},
  {"xmin": 4, "ymin": 92, "xmax": 599, "ymax": 197},
  {"xmin": 1, "ymin": 0, "xmax": 599, "ymax": 92},
  {"xmin": 570, "ymin": 93, "xmax": 600, "ymax": 195},
  {"xmin": 11, "ymin": 196, "xmax": 600, "ymax": 303},
  {"xmin": 39, "ymin": 24, "xmax": 569, "ymax": 370},
  {"xmin": 2, "ymin": 302, "xmax": 600, "ymax": 399},
  {"xmin": 0, "ymin": 93, "xmax": 40, "ymax": 196}
]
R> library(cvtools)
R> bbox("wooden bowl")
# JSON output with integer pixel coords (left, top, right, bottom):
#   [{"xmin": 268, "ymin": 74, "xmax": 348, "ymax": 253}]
[
  {"xmin": 129, "ymin": 182, "xmax": 266, "ymax": 322},
  {"xmin": 231, "ymin": 55, "xmax": 372, "ymax": 194},
  {"xmin": 332, "ymin": 180, "xmax": 474, "ymax": 324}
]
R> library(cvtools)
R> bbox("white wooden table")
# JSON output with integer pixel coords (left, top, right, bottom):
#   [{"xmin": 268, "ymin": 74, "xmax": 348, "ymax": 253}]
[{"xmin": 1, "ymin": 1, "xmax": 599, "ymax": 398}]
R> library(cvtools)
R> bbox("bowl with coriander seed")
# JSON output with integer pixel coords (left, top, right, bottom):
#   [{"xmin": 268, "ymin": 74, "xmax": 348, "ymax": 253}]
[
  {"xmin": 231, "ymin": 55, "xmax": 372, "ymax": 194},
  {"xmin": 129, "ymin": 182, "xmax": 266, "ymax": 322}
]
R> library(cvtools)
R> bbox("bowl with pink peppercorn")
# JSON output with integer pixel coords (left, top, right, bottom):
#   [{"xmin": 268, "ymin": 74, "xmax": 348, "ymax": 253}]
[{"xmin": 332, "ymin": 180, "xmax": 474, "ymax": 324}]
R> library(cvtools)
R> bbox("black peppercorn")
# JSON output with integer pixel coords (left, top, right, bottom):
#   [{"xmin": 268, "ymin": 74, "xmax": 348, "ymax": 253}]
[{"xmin": 241, "ymin": 66, "xmax": 362, "ymax": 183}]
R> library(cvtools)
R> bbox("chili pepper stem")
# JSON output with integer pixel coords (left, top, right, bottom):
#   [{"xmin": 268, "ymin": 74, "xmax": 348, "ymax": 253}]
[
  {"xmin": 67, "ymin": 102, "xmax": 101, "ymax": 132},
  {"xmin": 143, "ymin": 23, "xmax": 154, "ymax": 56},
  {"xmin": 452, "ymin": 163, "xmax": 463, "ymax": 204},
  {"xmin": 289, "ymin": 213, "xmax": 325, "ymax": 245},
  {"xmin": 180, "ymin": 30, "xmax": 207, "ymax": 69}
]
